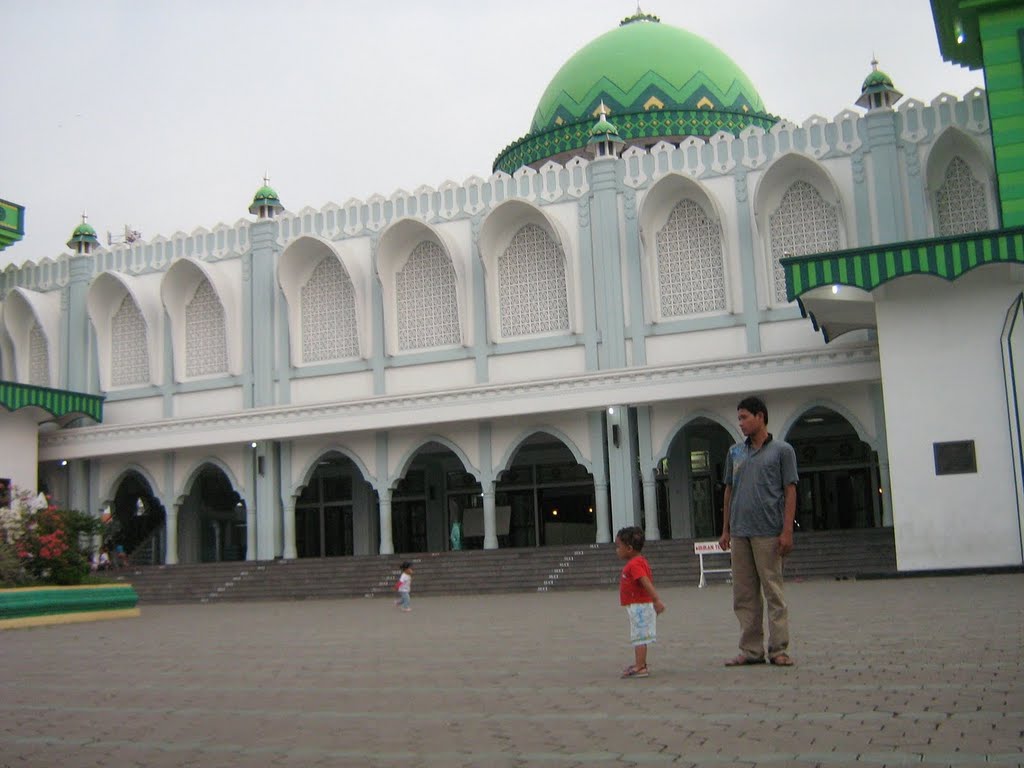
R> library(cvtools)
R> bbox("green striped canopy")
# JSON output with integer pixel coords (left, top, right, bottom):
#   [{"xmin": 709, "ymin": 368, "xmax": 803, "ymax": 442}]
[{"xmin": 0, "ymin": 381, "xmax": 103, "ymax": 422}]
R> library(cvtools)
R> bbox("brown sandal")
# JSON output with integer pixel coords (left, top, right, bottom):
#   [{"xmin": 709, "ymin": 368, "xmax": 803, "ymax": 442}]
[{"xmin": 769, "ymin": 654, "xmax": 794, "ymax": 666}]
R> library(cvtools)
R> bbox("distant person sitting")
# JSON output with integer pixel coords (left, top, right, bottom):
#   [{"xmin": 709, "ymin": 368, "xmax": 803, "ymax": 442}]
[
  {"xmin": 113, "ymin": 544, "xmax": 129, "ymax": 569},
  {"xmin": 92, "ymin": 549, "xmax": 111, "ymax": 572}
]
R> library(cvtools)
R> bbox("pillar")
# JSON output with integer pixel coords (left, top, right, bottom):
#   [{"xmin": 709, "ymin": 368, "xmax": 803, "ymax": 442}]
[
  {"xmin": 378, "ymin": 488, "xmax": 394, "ymax": 555},
  {"xmin": 642, "ymin": 476, "xmax": 659, "ymax": 540},
  {"xmin": 595, "ymin": 481, "xmax": 611, "ymax": 543},
  {"xmin": 165, "ymin": 505, "xmax": 179, "ymax": 565},
  {"xmin": 482, "ymin": 488, "xmax": 498, "ymax": 550}
]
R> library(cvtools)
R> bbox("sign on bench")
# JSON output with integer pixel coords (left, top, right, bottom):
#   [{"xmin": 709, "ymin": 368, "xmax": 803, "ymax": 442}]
[{"xmin": 694, "ymin": 540, "xmax": 731, "ymax": 588}]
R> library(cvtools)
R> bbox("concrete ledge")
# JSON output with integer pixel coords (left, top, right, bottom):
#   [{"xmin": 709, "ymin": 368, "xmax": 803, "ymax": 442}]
[
  {"xmin": 857, "ymin": 565, "xmax": 1024, "ymax": 580},
  {"xmin": 0, "ymin": 584, "xmax": 139, "ymax": 630}
]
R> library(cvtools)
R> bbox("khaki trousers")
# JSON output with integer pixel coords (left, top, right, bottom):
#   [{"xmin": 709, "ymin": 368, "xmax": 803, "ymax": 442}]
[{"xmin": 730, "ymin": 536, "xmax": 789, "ymax": 660}]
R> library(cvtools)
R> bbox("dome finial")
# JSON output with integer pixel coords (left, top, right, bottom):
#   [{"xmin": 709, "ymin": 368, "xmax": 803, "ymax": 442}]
[{"xmin": 620, "ymin": 5, "xmax": 660, "ymax": 25}]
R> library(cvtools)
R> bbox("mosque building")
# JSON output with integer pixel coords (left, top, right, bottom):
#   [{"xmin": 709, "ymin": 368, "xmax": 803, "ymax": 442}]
[{"xmin": 1, "ymin": 2, "xmax": 1021, "ymax": 572}]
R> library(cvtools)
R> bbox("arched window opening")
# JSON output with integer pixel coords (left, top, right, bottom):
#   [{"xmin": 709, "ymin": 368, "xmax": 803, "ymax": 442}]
[
  {"xmin": 301, "ymin": 257, "xmax": 358, "ymax": 363},
  {"xmin": 657, "ymin": 200, "xmax": 726, "ymax": 317},
  {"xmin": 185, "ymin": 279, "xmax": 227, "ymax": 377},
  {"xmin": 498, "ymin": 224, "xmax": 569, "ymax": 337},
  {"xmin": 111, "ymin": 294, "xmax": 149, "ymax": 386},
  {"xmin": 769, "ymin": 181, "xmax": 840, "ymax": 303},
  {"xmin": 28, "ymin": 322, "xmax": 49, "ymax": 386},
  {"xmin": 936, "ymin": 157, "xmax": 990, "ymax": 236},
  {"xmin": 396, "ymin": 241, "xmax": 460, "ymax": 351}
]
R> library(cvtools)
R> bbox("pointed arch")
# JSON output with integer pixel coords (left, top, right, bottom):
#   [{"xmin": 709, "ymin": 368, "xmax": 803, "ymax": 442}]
[
  {"xmin": 87, "ymin": 271, "xmax": 163, "ymax": 390},
  {"xmin": 754, "ymin": 153, "xmax": 849, "ymax": 307},
  {"xmin": 378, "ymin": 218, "xmax": 467, "ymax": 354},
  {"xmin": 174, "ymin": 456, "xmax": 245, "ymax": 507},
  {"xmin": 278, "ymin": 236, "xmax": 367, "ymax": 366},
  {"xmin": 2, "ymin": 288, "xmax": 60, "ymax": 386},
  {"xmin": 655, "ymin": 409, "xmax": 741, "ymax": 468},
  {"xmin": 389, "ymin": 436, "xmax": 481, "ymax": 491},
  {"xmin": 292, "ymin": 446, "xmax": 376, "ymax": 499},
  {"xmin": 781, "ymin": 399, "xmax": 877, "ymax": 449},
  {"xmin": 160, "ymin": 258, "xmax": 241, "ymax": 381},
  {"xmin": 479, "ymin": 200, "xmax": 578, "ymax": 341},
  {"xmin": 639, "ymin": 174, "xmax": 731, "ymax": 321},
  {"xmin": 495, "ymin": 427, "xmax": 592, "ymax": 476},
  {"xmin": 924, "ymin": 128, "xmax": 997, "ymax": 237},
  {"xmin": 101, "ymin": 463, "xmax": 164, "ymax": 508}
]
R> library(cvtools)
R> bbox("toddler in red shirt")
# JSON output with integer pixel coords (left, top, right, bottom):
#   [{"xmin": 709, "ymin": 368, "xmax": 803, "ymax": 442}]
[{"xmin": 615, "ymin": 526, "xmax": 665, "ymax": 678}]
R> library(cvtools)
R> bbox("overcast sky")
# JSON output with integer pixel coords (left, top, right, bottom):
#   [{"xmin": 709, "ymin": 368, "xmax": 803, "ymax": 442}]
[{"xmin": 1, "ymin": 0, "xmax": 984, "ymax": 268}]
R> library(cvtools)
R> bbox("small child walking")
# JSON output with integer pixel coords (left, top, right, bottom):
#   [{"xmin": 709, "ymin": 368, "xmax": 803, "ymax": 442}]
[
  {"xmin": 615, "ymin": 526, "xmax": 665, "ymax": 678},
  {"xmin": 395, "ymin": 561, "xmax": 413, "ymax": 612}
]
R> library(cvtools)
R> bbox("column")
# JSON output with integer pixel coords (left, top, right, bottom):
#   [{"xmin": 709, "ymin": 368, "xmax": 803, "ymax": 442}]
[
  {"xmin": 283, "ymin": 496, "xmax": 297, "ymax": 560},
  {"xmin": 245, "ymin": 498, "xmax": 257, "ymax": 561},
  {"xmin": 482, "ymin": 488, "xmax": 498, "ymax": 550},
  {"xmin": 165, "ymin": 505, "xmax": 179, "ymax": 565},
  {"xmin": 378, "ymin": 488, "xmax": 394, "ymax": 554},
  {"xmin": 879, "ymin": 459, "xmax": 894, "ymax": 527},
  {"xmin": 594, "ymin": 481, "xmax": 611, "ymax": 543},
  {"xmin": 642, "ymin": 476, "xmax": 659, "ymax": 540}
]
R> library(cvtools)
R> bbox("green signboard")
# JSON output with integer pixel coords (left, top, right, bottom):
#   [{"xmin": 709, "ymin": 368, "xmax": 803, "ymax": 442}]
[{"xmin": 0, "ymin": 198, "xmax": 25, "ymax": 251}]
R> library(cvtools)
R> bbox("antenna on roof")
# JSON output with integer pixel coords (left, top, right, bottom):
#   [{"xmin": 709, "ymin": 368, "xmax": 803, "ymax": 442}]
[{"xmin": 107, "ymin": 225, "xmax": 142, "ymax": 246}]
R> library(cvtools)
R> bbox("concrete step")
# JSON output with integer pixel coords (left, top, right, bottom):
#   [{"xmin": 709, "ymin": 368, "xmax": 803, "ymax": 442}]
[{"xmin": 116, "ymin": 529, "xmax": 896, "ymax": 604}]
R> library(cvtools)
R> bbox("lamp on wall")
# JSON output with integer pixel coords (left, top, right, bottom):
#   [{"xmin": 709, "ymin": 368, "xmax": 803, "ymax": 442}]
[{"xmin": 135, "ymin": 497, "xmax": 146, "ymax": 517}]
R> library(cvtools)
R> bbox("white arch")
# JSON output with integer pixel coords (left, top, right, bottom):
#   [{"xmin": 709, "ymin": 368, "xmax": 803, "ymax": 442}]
[
  {"xmin": 160, "ymin": 257, "xmax": 242, "ymax": 381},
  {"xmin": 478, "ymin": 199, "xmax": 579, "ymax": 342},
  {"xmin": 655, "ymin": 410, "xmax": 740, "ymax": 470},
  {"xmin": 377, "ymin": 218, "xmax": 468, "ymax": 354},
  {"xmin": 388, "ymin": 435, "xmax": 481, "ymax": 491},
  {"xmin": 291, "ymin": 446, "xmax": 376, "ymax": 499},
  {"xmin": 278, "ymin": 235, "xmax": 369, "ymax": 365},
  {"xmin": 638, "ymin": 173, "xmax": 735, "ymax": 320},
  {"xmin": 100, "ymin": 463, "xmax": 164, "ymax": 509},
  {"xmin": 174, "ymin": 457, "xmax": 245, "ymax": 507},
  {"xmin": 780, "ymin": 399, "xmax": 878, "ymax": 450},
  {"xmin": 753, "ymin": 152, "xmax": 851, "ymax": 308},
  {"xmin": 2, "ymin": 287, "xmax": 61, "ymax": 385},
  {"xmin": 924, "ymin": 127, "xmax": 998, "ymax": 236},
  {"xmin": 87, "ymin": 271, "xmax": 163, "ymax": 389},
  {"xmin": 495, "ymin": 427, "xmax": 592, "ymax": 477}
]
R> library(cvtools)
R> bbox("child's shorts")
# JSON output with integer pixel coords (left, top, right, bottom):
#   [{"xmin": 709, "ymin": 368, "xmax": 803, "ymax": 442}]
[{"xmin": 625, "ymin": 602, "xmax": 657, "ymax": 646}]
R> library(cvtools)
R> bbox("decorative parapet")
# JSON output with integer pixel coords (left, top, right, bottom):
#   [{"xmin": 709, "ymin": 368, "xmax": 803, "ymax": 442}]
[{"xmin": 783, "ymin": 225, "xmax": 1024, "ymax": 299}]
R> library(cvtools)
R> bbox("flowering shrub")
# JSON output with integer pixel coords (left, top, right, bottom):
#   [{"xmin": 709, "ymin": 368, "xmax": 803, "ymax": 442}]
[{"xmin": 0, "ymin": 487, "xmax": 103, "ymax": 586}]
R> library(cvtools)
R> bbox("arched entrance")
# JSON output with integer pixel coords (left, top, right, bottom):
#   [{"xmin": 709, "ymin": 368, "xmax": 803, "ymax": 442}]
[
  {"xmin": 786, "ymin": 407, "xmax": 883, "ymax": 530},
  {"xmin": 657, "ymin": 418, "xmax": 734, "ymax": 539},
  {"xmin": 178, "ymin": 464, "xmax": 245, "ymax": 563},
  {"xmin": 109, "ymin": 471, "xmax": 167, "ymax": 565},
  {"xmin": 392, "ymin": 442, "xmax": 480, "ymax": 553},
  {"xmin": 296, "ymin": 452, "xmax": 377, "ymax": 557},
  {"xmin": 496, "ymin": 433, "xmax": 595, "ymax": 547}
]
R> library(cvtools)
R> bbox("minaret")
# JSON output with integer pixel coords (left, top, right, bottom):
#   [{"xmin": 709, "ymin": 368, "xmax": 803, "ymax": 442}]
[
  {"xmin": 856, "ymin": 58, "xmax": 903, "ymax": 112},
  {"xmin": 587, "ymin": 102, "xmax": 625, "ymax": 160},
  {"xmin": 246, "ymin": 177, "xmax": 283, "ymax": 561},
  {"xmin": 66, "ymin": 212, "xmax": 100, "ymax": 255}
]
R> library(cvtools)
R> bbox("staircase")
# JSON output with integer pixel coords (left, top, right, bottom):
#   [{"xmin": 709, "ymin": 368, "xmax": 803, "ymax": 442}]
[{"xmin": 113, "ymin": 528, "xmax": 896, "ymax": 605}]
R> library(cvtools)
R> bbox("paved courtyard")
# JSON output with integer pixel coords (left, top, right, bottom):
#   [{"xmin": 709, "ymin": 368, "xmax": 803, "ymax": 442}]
[{"xmin": 1, "ymin": 574, "xmax": 1022, "ymax": 768}]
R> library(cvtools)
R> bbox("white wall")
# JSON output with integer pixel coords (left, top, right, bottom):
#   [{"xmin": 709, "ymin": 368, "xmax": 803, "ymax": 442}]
[
  {"xmin": 875, "ymin": 271, "xmax": 1024, "ymax": 570},
  {"xmin": 0, "ymin": 410, "xmax": 40, "ymax": 493}
]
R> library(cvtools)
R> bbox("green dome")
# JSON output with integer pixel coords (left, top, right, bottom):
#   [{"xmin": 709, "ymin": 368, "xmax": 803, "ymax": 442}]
[
  {"xmin": 72, "ymin": 221, "xmax": 97, "ymax": 238},
  {"xmin": 252, "ymin": 185, "xmax": 279, "ymax": 203},
  {"xmin": 249, "ymin": 182, "xmax": 284, "ymax": 216},
  {"xmin": 531, "ymin": 16, "xmax": 766, "ymax": 133},
  {"xmin": 862, "ymin": 68, "xmax": 894, "ymax": 92},
  {"xmin": 494, "ymin": 14, "xmax": 775, "ymax": 173}
]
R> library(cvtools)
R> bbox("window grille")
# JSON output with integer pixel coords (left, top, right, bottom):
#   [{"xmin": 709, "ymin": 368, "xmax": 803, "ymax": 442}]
[
  {"xmin": 301, "ymin": 256, "xmax": 359, "ymax": 363},
  {"xmin": 111, "ymin": 294, "xmax": 150, "ymax": 386},
  {"xmin": 29, "ymin": 322, "xmax": 49, "ymax": 386},
  {"xmin": 937, "ymin": 157, "xmax": 990, "ymax": 236},
  {"xmin": 657, "ymin": 199, "xmax": 726, "ymax": 317},
  {"xmin": 498, "ymin": 224, "xmax": 570, "ymax": 337},
  {"xmin": 769, "ymin": 181, "xmax": 840, "ymax": 303},
  {"xmin": 185, "ymin": 279, "xmax": 227, "ymax": 377},
  {"xmin": 396, "ymin": 241, "xmax": 460, "ymax": 350}
]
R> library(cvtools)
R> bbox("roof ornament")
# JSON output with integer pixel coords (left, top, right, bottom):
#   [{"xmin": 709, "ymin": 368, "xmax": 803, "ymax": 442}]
[
  {"xmin": 67, "ymin": 211, "xmax": 100, "ymax": 254},
  {"xmin": 620, "ymin": 4, "xmax": 660, "ymax": 25},
  {"xmin": 249, "ymin": 174, "xmax": 284, "ymax": 219}
]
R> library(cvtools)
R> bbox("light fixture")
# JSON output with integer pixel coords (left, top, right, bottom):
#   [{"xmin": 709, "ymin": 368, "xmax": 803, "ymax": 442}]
[
  {"xmin": 607, "ymin": 407, "xmax": 615, "ymax": 416},
  {"xmin": 954, "ymin": 18, "xmax": 965, "ymax": 44},
  {"xmin": 552, "ymin": 509, "xmax": 558, "ymax": 516},
  {"xmin": 831, "ymin": 284, "xmax": 839, "ymax": 294},
  {"xmin": 250, "ymin": 441, "xmax": 257, "ymax": 449},
  {"xmin": 60, "ymin": 460, "xmax": 68, "ymax": 466},
  {"xmin": 804, "ymin": 416, "xmax": 825, "ymax": 424},
  {"xmin": 135, "ymin": 497, "xmax": 146, "ymax": 517}
]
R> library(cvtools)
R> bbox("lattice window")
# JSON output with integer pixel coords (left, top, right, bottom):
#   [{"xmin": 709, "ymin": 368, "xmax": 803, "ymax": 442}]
[
  {"xmin": 28, "ymin": 322, "xmax": 49, "ymax": 386},
  {"xmin": 656, "ymin": 200, "xmax": 726, "ymax": 317},
  {"xmin": 111, "ymin": 294, "xmax": 150, "ymax": 386},
  {"xmin": 396, "ymin": 241, "xmax": 460, "ymax": 351},
  {"xmin": 936, "ymin": 157, "xmax": 990, "ymax": 236},
  {"xmin": 769, "ymin": 181, "xmax": 841, "ymax": 303},
  {"xmin": 185, "ymin": 278, "xmax": 227, "ymax": 377},
  {"xmin": 301, "ymin": 256, "xmax": 359, "ymax": 363},
  {"xmin": 498, "ymin": 224, "xmax": 570, "ymax": 337}
]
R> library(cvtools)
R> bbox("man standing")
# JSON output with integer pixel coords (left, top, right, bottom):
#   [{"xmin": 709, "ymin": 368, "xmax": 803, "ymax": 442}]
[{"xmin": 719, "ymin": 396, "xmax": 799, "ymax": 667}]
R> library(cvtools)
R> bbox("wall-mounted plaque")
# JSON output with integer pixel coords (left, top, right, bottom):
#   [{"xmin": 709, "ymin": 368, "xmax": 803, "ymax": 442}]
[{"xmin": 933, "ymin": 440, "xmax": 977, "ymax": 475}]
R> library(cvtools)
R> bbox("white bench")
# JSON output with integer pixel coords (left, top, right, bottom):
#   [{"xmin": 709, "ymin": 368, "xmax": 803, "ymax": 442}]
[{"xmin": 694, "ymin": 540, "xmax": 732, "ymax": 588}]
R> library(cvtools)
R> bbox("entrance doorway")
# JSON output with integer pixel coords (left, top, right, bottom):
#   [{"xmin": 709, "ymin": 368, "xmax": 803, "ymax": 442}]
[{"xmin": 787, "ymin": 407, "xmax": 883, "ymax": 530}]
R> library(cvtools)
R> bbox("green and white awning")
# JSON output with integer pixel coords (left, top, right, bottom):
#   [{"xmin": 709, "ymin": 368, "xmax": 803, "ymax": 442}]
[
  {"xmin": 0, "ymin": 381, "xmax": 104, "ymax": 423},
  {"xmin": 782, "ymin": 225, "xmax": 1024, "ymax": 341}
]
